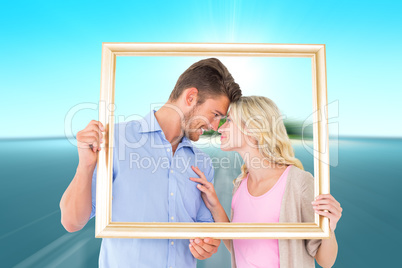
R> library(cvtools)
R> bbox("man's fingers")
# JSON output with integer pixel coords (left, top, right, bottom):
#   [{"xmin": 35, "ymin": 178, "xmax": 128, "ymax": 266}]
[
  {"xmin": 89, "ymin": 120, "xmax": 105, "ymax": 131},
  {"xmin": 77, "ymin": 120, "xmax": 105, "ymax": 142},
  {"xmin": 85, "ymin": 130, "xmax": 102, "ymax": 140},
  {"xmin": 77, "ymin": 136, "xmax": 98, "ymax": 146},
  {"xmin": 193, "ymin": 238, "xmax": 205, "ymax": 247},
  {"xmin": 86, "ymin": 124, "xmax": 104, "ymax": 138},
  {"xmin": 189, "ymin": 238, "xmax": 219, "ymax": 259},
  {"xmin": 195, "ymin": 239, "xmax": 214, "ymax": 253},
  {"xmin": 78, "ymin": 130, "xmax": 103, "ymax": 145},
  {"xmin": 77, "ymin": 136, "xmax": 102, "ymax": 152},
  {"xmin": 204, "ymin": 237, "xmax": 221, "ymax": 247},
  {"xmin": 190, "ymin": 242, "xmax": 209, "ymax": 258},
  {"xmin": 77, "ymin": 135, "xmax": 100, "ymax": 145},
  {"xmin": 189, "ymin": 244, "xmax": 203, "ymax": 259}
]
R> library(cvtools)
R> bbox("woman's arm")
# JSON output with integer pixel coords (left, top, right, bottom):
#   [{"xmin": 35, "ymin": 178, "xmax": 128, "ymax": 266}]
[
  {"xmin": 190, "ymin": 166, "xmax": 232, "ymax": 250},
  {"xmin": 315, "ymin": 231, "xmax": 338, "ymax": 268},
  {"xmin": 313, "ymin": 194, "xmax": 343, "ymax": 268}
]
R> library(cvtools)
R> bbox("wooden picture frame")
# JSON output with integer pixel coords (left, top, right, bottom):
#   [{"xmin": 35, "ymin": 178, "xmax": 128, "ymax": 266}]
[{"xmin": 96, "ymin": 43, "xmax": 330, "ymax": 239}]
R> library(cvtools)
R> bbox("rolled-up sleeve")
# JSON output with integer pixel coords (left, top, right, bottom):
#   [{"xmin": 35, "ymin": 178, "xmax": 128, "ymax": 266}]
[
  {"xmin": 88, "ymin": 141, "xmax": 119, "ymax": 220},
  {"xmin": 89, "ymin": 165, "xmax": 97, "ymax": 220},
  {"xmin": 301, "ymin": 172, "xmax": 322, "ymax": 257}
]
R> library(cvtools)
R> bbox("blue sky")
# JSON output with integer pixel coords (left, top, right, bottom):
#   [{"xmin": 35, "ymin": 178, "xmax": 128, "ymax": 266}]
[{"xmin": 0, "ymin": 0, "xmax": 401, "ymax": 138}]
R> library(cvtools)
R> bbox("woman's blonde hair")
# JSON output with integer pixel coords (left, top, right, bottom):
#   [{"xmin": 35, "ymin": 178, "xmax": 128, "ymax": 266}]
[{"xmin": 229, "ymin": 96, "xmax": 303, "ymax": 186}]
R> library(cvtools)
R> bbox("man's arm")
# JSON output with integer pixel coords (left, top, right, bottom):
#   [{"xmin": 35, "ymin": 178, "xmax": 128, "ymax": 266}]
[{"xmin": 59, "ymin": 120, "xmax": 104, "ymax": 232}]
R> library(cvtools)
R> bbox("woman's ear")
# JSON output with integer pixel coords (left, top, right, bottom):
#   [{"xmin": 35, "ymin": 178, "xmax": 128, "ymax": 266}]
[{"xmin": 243, "ymin": 125, "xmax": 259, "ymax": 148}]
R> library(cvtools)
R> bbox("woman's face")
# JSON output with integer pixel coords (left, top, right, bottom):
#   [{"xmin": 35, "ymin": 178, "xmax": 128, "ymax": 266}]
[{"xmin": 218, "ymin": 112, "xmax": 250, "ymax": 151}]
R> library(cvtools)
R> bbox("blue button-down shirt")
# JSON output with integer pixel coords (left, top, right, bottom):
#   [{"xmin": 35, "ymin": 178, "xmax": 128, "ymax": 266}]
[{"xmin": 90, "ymin": 110, "xmax": 214, "ymax": 268}]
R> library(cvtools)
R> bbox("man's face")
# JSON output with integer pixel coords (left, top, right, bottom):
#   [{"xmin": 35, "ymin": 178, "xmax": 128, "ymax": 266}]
[{"xmin": 183, "ymin": 95, "xmax": 230, "ymax": 141}]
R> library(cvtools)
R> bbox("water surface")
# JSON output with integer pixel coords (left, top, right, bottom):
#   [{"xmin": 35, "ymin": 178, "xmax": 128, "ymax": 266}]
[{"xmin": 1, "ymin": 137, "xmax": 401, "ymax": 267}]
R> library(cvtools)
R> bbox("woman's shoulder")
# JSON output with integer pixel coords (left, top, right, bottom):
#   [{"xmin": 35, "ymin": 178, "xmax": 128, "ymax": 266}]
[
  {"xmin": 284, "ymin": 166, "xmax": 316, "ymax": 206},
  {"xmin": 232, "ymin": 174, "xmax": 247, "ymax": 195},
  {"xmin": 287, "ymin": 165, "xmax": 314, "ymax": 189}
]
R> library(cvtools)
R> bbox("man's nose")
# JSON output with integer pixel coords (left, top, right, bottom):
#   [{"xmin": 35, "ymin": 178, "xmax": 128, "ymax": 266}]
[
  {"xmin": 210, "ymin": 120, "xmax": 220, "ymax": 132},
  {"xmin": 217, "ymin": 121, "xmax": 227, "ymax": 133}
]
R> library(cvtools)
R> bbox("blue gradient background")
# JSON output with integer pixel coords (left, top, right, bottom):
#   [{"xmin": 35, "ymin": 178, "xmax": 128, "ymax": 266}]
[{"xmin": 1, "ymin": 1, "xmax": 402, "ymax": 267}]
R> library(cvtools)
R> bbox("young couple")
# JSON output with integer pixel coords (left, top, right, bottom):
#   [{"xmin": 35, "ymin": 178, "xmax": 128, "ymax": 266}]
[{"xmin": 60, "ymin": 57, "xmax": 341, "ymax": 268}]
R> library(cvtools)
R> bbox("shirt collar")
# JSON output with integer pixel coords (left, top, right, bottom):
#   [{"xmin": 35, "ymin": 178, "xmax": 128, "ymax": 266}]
[
  {"xmin": 179, "ymin": 135, "xmax": 195, "ymax": 152},
  {"xmin": 138, "ymin": 110, "xmax": 163, "ymax": 133},
  {"xmin": 138, "ymin": 110, "xmax": 195, "ymax": 152}
]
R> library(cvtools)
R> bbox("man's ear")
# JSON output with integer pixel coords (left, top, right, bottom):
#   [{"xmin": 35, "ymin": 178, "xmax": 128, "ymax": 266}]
[{"xmin": 184, "ymin": 87, "xmax": 199, "ymax": 107}]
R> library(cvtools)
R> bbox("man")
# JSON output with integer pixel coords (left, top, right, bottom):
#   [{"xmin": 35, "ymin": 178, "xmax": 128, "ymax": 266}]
[{"xmin": 60, "ymin": 58, "xmax": 242, "ymax": 267}]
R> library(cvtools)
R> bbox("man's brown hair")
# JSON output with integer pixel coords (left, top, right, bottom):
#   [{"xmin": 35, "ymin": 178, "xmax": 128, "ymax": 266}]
[{"xmin": 168, "ymin": 58, "xmax": 242, "ymax": 105}]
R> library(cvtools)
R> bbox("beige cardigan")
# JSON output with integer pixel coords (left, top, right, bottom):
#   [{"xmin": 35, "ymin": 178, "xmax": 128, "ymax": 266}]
[{"xmin": 229, "ymin": 165, "xmax": 322, "ymax": 268}]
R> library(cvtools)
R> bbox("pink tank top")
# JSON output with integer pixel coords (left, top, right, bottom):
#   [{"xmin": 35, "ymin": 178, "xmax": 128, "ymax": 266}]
[{"xmin": 231, "ymin": 165, "xmax": 291, "ymax": 268}]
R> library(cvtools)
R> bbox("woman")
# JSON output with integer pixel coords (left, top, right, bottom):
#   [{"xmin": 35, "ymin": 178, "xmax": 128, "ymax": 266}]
[{"xmin": 189, "ymin": 96, "xmax": 342, "ymax": 268}]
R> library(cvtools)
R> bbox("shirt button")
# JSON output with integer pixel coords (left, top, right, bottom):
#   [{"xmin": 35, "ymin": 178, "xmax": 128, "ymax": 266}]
[
  {"xmin": 170, "ymin": 192, "xmax": 174, "ymax": 196},
  {"xmin": 170, "ymin": 170, "xmax": 174, "ymax": 173},
  {"xmin": 171, "ymin": 216, "xmax": 174, "ymax": 220},
  {"xmin": 171, "ymin": 241, "xmax": 174, "ymax": 245},
  {"xmin": 167, "ymin": 148, "xmax": 170, "ymax": 152}
]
